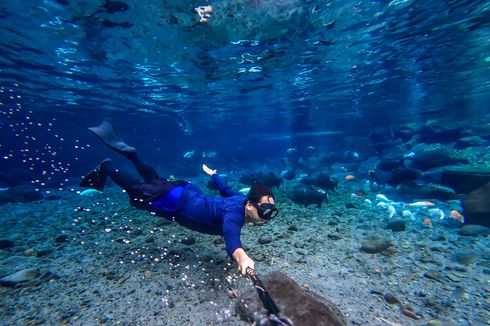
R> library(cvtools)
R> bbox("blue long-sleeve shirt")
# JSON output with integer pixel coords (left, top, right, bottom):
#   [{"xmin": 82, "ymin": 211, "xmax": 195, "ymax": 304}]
[{"xmin": 157, "ymin": 174, "xmax": 246, "ymax": 256}]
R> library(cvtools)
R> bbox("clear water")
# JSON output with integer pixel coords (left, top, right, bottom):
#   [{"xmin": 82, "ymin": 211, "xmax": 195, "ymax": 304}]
[{"xmin": 0, "ymin": 0, "xmax": 489, "ymax": 324}]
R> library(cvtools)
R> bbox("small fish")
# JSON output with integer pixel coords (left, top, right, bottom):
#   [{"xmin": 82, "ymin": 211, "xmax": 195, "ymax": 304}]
[
  {"xmin": 239, "ymin": 187, "xmax": 250, "ymax": 196},
  {"xmin": 183, "ymin": 150, "xmax": 195, "ymax": 159},
  {"xmin": 286, "ymin": 147, "xmax": 297, "ymax": 154},
  {"xmin": 376, "ymin": 201, "xmax": 387, "ymax": 207},
  {"xmin": 351, "ymin": 190, "xmax": 366, "ymax": 197},
  {"xmin": 363, "ymin": 199, "xmax": 372, "ymax": 207},
  {"xmin": 387, "ymin": 205, "xmax": 396, "ymax": 218},
  {"xmin": 405, "ymin": 201, "xmax": 435, "ymax": 208},
  {"xmin": 79, "ymin": 189, "xmax": 103, "ymax": 196},
  {"xmin": 353, "ymin": 152, "xmax": 359, "ymax": 159},
  {"xmin": 195, "ymin": 5, "xmax": 212, "ymax": 23},
  {"xmin": 345, "ymin": 175, "xmax": 355, "ymax": 181},
  {"xmin": 403, "ymin": 152, "xmax": 415, "ymax": 159},
  {"xmin": 429, "ymin": 208, "xmax": 445, "ymax": 220},
  {"xmin": 0, "ymin": 187, "xmax": 9, "ymax": 191},
  {"xmin": 306, "ymin": 145, "xmax": 316, "ymax": 151},
  {"xmin": 402, "ymin": 209, "xmax": 415, "ymax": 220},
  {"xmin": 422, "ymin": 218, "xmax": 432, "ymax": 227},
  {"xmin": 449, "ymin": 210, "xmax": 465, "ymax": 223},
  {"xmin": 202, "ymin": 151, "xmax": 217, "ymax": 158},
  {"xmin": 376, "ymin": 194, "xmax": 390, "ymax": 202}
]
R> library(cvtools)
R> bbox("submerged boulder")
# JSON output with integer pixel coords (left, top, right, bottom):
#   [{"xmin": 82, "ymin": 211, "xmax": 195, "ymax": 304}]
[
  {"xmin": 441, "ymin": 166, "xmax": 490, "ymax": 194},
  {"xmin": 236, "ymin": 271, "xmax": 347, "ymax": 326},
  {"xmin": 0, "ymin": 267, "xmax": 58, "ymax": 287},
  {"xmin": 395, "ymin": 183, "xmax": 456, "ymax": 201},
  {"xmin": 0, "ymin": 185, "xmax": 44, "ymax": 204},
  {"xmin": 462, "ymin": 182, "xmax": 490, "ymax": 228},
  {"xmin": 410, "ymin": 144, "xmax": 469, "ymax": 170},
  {"xmin": 287, "ymin": 185, "xmax": 328, "ymax": 208}
]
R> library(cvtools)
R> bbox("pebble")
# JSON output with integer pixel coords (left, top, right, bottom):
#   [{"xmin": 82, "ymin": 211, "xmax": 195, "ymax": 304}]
[
  {"xmin": 181, "ymin": 237, "xmax": 196, "ymax": 245},
  {"xmin": 55, "ymin": 235, "xmax": 69, "ymax": 243},
  {"xmin": 258, "ymin": 236, "xmax": 272, "ymax": 245},
  {"xmin": 360, "ymin": 239, "xmax": 393, "ymax": 254},
  {"xmin": 402, "ymin": 308, "xmax": 421, "ymax": 320},
  {"xmin": 453, "ymin": 252, "xmax": 480, "ymax": 266},
  {"xmin": 287, "ymin": 225, "xmax": 298, "ymax": 231},
  {"xmin": 0, "ymin": 268, "xmax": 40, "ymax": 287},
  {"xmin": 327, "ymin": 233, "xmax": 342, "ymax": 240},
  {"xmin": 424, "ymin": 270, "xmax": 445, "ymax": 282},
  {"xmin": 458, "ymin": 225, "xmax": 490, "ymax": 237},
  {"xmin": 383, "ymin": 293, "xmax": 401, "ymax": 304}
]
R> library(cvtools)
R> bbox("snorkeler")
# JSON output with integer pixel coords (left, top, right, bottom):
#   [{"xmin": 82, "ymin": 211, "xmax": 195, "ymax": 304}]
[{"xmin": 80, "ymin": 121, "xmax": 278, "ymax": 276}]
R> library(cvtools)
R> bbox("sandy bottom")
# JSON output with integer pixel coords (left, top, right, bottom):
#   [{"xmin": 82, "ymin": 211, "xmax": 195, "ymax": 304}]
[{"xmin": 1, "ymin": 178, "xmax": 489, "ymax": 325}]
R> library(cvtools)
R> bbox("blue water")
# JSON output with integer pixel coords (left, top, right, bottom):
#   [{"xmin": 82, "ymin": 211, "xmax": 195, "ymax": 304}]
[
  {"xmin": 1, "ymin": 0, "xmax": 489, "ymax": 184},
  {"xmin": 0, "ymin": 1, "xmax": 489, "ymax": 324}
]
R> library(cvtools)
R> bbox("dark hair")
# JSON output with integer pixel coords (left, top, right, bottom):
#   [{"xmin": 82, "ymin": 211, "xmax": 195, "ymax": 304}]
[{"xmin": 247, "ymin": 183, "xmax": 274, "ymax": 203}]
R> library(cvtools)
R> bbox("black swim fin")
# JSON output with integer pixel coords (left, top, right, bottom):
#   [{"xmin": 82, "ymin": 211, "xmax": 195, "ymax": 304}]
[
  {"xmin": 80, "ymin": 168, "xmax": 107, "ymax": 191},
  {"xmin": 88, "ymin": 120, "xmax": 136, "ymax": 156}
]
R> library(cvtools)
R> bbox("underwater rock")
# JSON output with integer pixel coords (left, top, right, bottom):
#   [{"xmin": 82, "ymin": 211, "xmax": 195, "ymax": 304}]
[
  {"xmin": 452, "ymin": 252, "xmax": 480, "ymax": 266},
  {"xmin": 387, "ymin": 167, "xmax": 422, "ymax": 186},
  {"xmin": 55, "ymin": 235, "xmax": 69, "ymax": 243},
  {"xmin": 410, "ymin": 144, "xmax": 468, "ymax": 170},
  {"xmin": 462, "ymin": 181, "xmax": 490, "ymax": 227},
  {"xmin": 300, "ymin": 173, "xmax": 338, "ymax": 191},
  {"xmin": 376, "ymin": 157, "xmax": 405, "ymax": 171},
  {"xmin": 455, "ymin": 136, "xmax": 485, "ymax": 149},
  {"xmin": 235, "ymin": 271, "xmax": 347, "ymax": 326},
  {"xmin": 239, "ymin": 172, "xmax": 282, "ymax": 188},
  {"xmin": 360, "ymin": 239, "xmax": 393, "ymax": 254},
  {"xmin": 369, "ymin": 167, "xmax": 421, "ymax": 188},
  {"xmin": 383, "ymin": 293, "xmax": 401, "ymax": 305},
  {"xmin": 457, "ymin": 224, "xmax": 490, "ymax": 237},
  {"xmin": 373, "ymin": 138, "xmax": 403, "ymax": 152},
  {"xmin": 287, "ymin": 185, "xmax": 328, "ymax": 208},
  {"xmin": 3, "ymin": 167, "xmax": 36, "ymax": 186},
  {"xmin": 339, "ymin": 136, "xmax": 375, "ymax": 158},
  {"xmin": 419, "ymin": 121, "xmax": 464, "ymax": 143},
  {"xmin": 181, "ymin": 237, "xmax": 196, "ymax": 245},
  {"xmin": 394, "ymin": 124, "xmax": 419, "ymax": 141},
  {"xmin": 395, "ymin": 183, "xmax": 456, "ymax": 201},
  {"xmin": 0, "ymin": 267, "xmax": 57, "ymax": 287},
  {"xmin": 385, "ymin": 220, "xmax": 406, "ymax": 232},
  {"xmin": 258, "ymin": 236, "xmax": 272, "ymax": 245},
  {"xmin": 441, "ymin": 166, "xmax": 490, "ymax": 194},
  {"xmin": 0, "ymin": 239, "xmax": 15, "ymax": 249},
  {"xmin": 0, "ymin": 268, "xmax": 41, "ymax": 287},
  {"xmin": 0, "ymin": 185, "xmax": 44, "ymax": 204}
]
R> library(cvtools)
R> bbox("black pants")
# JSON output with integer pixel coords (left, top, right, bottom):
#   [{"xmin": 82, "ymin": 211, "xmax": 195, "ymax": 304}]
[{"xmin": 99, "ymin": 154, "xmax": 162, "ymax": 206}]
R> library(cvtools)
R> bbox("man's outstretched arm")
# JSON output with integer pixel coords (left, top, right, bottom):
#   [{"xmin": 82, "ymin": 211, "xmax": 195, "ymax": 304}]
[{"xmin": 202, "ymin": 164, "xmax": 242, "ymax": 197}]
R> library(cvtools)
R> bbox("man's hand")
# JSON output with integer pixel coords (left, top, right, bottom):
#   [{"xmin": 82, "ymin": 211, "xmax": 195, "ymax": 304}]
[
  {"xmin": 202, "ymin": 164, "xmax": 217, "ymax": 176},
  {"xmin": 232, "ymin": 248, "xmax": 255, "ymax": 276}
]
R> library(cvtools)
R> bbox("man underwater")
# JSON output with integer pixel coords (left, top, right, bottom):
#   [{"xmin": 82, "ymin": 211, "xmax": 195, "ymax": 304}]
[{"xmin": 80, "ymin": 121, "xmax": 278, "ymax": 276}]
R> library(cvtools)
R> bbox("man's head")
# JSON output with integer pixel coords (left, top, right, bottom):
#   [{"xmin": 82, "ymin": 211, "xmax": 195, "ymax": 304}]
[{"xmin": 245, "ymin": 183, "xmax": 278, "ymax": 224}]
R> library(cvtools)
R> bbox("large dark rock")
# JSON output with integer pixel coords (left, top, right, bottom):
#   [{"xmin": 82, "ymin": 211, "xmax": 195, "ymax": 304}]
[
  {"xmin": 455, "ymin": 136, "xmax": 485, "ymax": 149},
  {"xmin": 462, "ymin": 182, "xmax": 490, "ymax": 227},
  {"xmin": 441, "ymin": 166, "xmax": 490, "ymax": 194},
  {"xmin": 3, "ymin": 167, "xmax": 36, "ymax": 186},
  {"xmin": 236, "ymin": 271, "xmax": 347, "ymax": 326},
  {"xmin": 300, "ymin": 173, "xmax": 338, "ymax": 191},
  {"xmin": 339, "ymin": 136, "xmax": 375, "ymax": 158},
  {"xmin": 287, "ymin": 185, "xmax": 328, "ymax": 208},
  {"xmin": 239, "ymin": 172, "xmax": 282, "ymax": 188},
  {"xmin": 410, "ymin": 144, "xmax": 469, "ymax": 170},
  {"xmin": 395, "ymin": 183, "xmax": 456, "ymax": 201},
  {"xmin": 418, "ymin": 121, "xmax": 464, "ymax": 143},
  {"xmin": 0, "ymin": 185, "xmax": 44, "ymax": 204}
]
